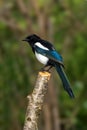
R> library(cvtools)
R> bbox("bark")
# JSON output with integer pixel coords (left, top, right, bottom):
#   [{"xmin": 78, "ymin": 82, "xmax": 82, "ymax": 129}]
[{"xmin": 23, "ymin": 71, "xmax": 51, "ymax": 130}]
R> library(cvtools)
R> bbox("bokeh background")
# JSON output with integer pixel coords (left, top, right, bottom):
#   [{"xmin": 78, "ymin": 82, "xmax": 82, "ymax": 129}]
[{"xmin": 0, "ymin": 0, "xmax": 87, "ymax": 130}]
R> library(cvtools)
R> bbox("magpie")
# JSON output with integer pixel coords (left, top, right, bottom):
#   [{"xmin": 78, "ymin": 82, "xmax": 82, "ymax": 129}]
[{"xmin": 22, "ymin": 34, "xmax": 74, "ymax": 98}]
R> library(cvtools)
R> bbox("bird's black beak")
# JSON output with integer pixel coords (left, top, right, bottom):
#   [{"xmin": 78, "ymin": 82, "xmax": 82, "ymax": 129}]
[{"xmin": 22, "ymin": 39, "xmax": 27, "ymax": 41}]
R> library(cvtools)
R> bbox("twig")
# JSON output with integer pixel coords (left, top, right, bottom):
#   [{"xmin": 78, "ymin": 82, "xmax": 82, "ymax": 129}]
[
  {"xmin": 23, "ymin": 71, "xmax": 51, "ymax": 130},
  {"xmin": 16, "ymin": 0, "xmax": 28, "ymax": 15},
  {"xmin": 43, "ymin": 104, "xmax": 52, "ymax": 130},
  {"xmin": 0, "ymin": 17, "xmax": 22, "ymax": 31},
  {"xmin": 16, "ymin": 0, "xmax": 34, "ymax": 33}
]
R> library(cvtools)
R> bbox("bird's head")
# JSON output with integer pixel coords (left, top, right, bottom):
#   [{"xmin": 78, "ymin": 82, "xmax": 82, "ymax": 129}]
[{"xmin": 22, "ymin": 34, "xmax": 41, "ymax": 45}]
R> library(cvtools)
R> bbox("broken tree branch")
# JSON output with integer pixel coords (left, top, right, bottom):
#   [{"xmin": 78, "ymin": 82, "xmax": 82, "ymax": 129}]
[{"xmin": 23, "ymin": 71, "xmax": 51, "ymax": 130}]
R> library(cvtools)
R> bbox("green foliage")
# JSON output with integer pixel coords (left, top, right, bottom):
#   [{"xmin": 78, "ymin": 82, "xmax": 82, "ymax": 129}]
[{"xmin": 0, "ymin": 0, "xmax": 87, "ymax": 130}]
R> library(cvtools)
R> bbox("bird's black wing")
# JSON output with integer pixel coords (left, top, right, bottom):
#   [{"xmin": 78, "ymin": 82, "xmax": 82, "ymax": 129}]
[
  {"xmin": 34, "ymin": 45, "xmax": 64, "ymax": 66},
  {"xmin": 40, "ymin": 39, "xmax": 55, "ymax": 50}
]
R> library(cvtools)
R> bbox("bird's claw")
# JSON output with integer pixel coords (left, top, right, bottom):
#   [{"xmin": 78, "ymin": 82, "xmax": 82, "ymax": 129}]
[{"xmin": 40, "ymin": 66, "xmax": 52, "ymax": 73}]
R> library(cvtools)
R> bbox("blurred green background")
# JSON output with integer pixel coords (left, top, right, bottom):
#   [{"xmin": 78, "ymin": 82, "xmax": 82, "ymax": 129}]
[{"xmin": 0, "ymin": 0, "xmax": 87, "ymax": 130}]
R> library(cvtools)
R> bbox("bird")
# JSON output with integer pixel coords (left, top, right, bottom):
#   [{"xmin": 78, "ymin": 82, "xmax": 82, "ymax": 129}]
[{"xmin": 22, "ymin": 34, "xmax": 74, "ymax": 98}]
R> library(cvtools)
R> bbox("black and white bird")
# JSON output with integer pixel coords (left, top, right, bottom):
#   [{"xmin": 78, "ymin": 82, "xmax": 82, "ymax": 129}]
[{"xmin": 23, "ymin": 34, "xmax": 74, "ymax": 98}]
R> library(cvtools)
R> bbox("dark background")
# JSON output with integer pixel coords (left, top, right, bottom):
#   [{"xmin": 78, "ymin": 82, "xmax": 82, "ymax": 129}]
[{"xmin": 0, "ymin": 0, "xmax": 87, "ymax": 130}]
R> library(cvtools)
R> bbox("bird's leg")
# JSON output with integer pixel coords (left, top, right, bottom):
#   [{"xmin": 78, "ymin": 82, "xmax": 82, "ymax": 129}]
[
  {"xmin": 41, "ymin": 65, "xmax": 53, "ymax": 72},
  {"xmin": 46, "ymin": 65, "xmax": 53, "ymax": 72},
  {"xmin": 40, "ymin": 64, "xmax": 48, "ymax": 72}
]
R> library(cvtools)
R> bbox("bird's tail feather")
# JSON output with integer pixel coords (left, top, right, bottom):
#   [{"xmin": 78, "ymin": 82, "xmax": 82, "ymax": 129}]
[{"xmin": 54, "ymin": 63, "xmax": 74, "ymax": 98}]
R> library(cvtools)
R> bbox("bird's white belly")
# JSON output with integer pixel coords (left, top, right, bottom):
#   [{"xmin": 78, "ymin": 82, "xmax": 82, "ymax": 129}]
[{"xmin": 35, "ymin": 52, "xmax": 48, "ymax": 65}]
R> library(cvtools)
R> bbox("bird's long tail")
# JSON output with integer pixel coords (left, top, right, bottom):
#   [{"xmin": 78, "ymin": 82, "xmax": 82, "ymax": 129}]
[{"xmin": 54, "ymin": 63, "xmax": 74, "ymax": 98}]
